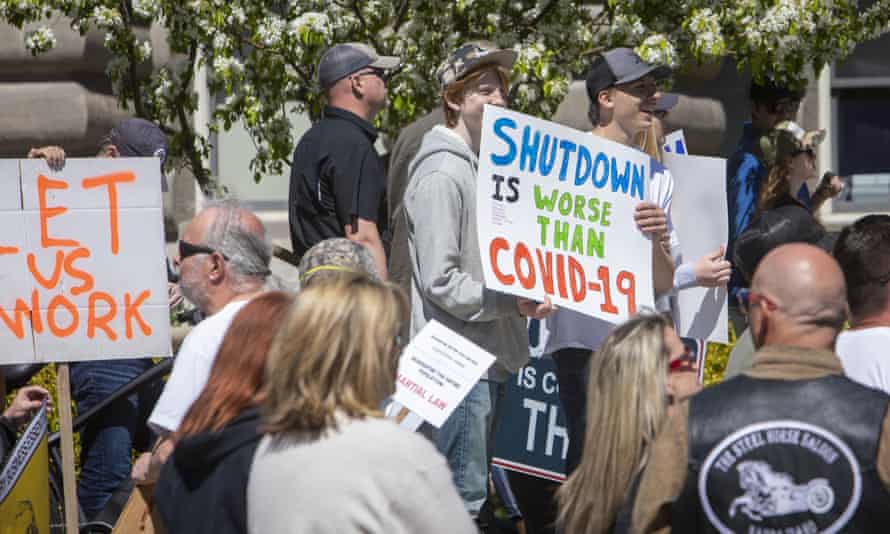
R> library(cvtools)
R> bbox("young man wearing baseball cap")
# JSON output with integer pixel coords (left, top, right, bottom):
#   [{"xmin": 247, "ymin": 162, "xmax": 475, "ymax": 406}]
[
  {"xmin": 403, "ymin": 41, "xmax": 553, "ymax": 523},
  {"xmin": 543, "ymin": 47, "xmax": 678, "ymax": 475},
  {"xmin": 288, "ymin": 43, "xmax": 399, "ymax": 280}
]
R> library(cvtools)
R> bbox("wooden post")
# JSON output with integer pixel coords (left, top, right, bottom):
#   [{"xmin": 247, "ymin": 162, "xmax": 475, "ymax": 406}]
[{"xmin": 56, "ymin": 363, "xmax": 79, "ymax": 533}]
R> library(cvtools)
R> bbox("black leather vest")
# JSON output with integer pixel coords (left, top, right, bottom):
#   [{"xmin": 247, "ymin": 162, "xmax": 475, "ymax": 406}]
[{"xmin": 672, "ymin": 373, "xmax": 890, "ymax": 533}]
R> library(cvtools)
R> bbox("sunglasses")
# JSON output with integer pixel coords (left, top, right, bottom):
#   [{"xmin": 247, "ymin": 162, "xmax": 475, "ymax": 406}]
[
  {"xmin": 354, "ymin": 67, "xmax": 389, "ymax": 82},
  {"xmin": 178, "ymin": 240, "xmax": 228, "ymax": 261},
  {"xmin": 669, "ymin": 344, "xmax": 699, "ymax": 373},
  {"xmin": 736, "ymin": 289, "xmax": 778, "ymax": 316}
]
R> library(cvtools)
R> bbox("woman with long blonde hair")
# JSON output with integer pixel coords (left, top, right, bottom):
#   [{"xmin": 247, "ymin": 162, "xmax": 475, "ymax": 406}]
[
  {"xmin": 555, "ymin": 313, "xmax": 701, "ymax": 534},
  {"xmin": 247, "ymin": 273, "xmax": 475, "ymax": 534}
]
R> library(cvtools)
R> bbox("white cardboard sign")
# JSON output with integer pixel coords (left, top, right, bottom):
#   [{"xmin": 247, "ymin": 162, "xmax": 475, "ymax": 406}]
[
  {"xmin": 662, "ymin": 152, "xmax": 729, "ymax": 343},
  {"xmin": 0, "ymin": 158, "xmax": 171, "ymax": 363},
  {"xmin": 662, "ymin": 129, "xmax": 688, "ymax": 155},
  {"xmin": 393, "ymin": 320, "xmax": 495, "ymax": 428},
  {"xmin": 476, "ymin": 106, "xmax": 654, "ymax": 324}
]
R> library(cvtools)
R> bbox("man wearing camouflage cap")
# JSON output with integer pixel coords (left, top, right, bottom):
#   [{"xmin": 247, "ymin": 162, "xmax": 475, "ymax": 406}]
[
  {"xmin": 288, "ymin": 43, "xmax": 399, "ymax": 280},
  {"xmin": 297, "ymin": 237, "xmax": 379, "ymax": 287},
  {"xmin": 403, "ymin": 41, "xmax": 553, "ymax": 523}
]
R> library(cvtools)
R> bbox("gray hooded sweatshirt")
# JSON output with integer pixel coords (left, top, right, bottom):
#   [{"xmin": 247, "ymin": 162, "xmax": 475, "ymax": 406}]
[{"xmin": 404, "ymin": 125, "xmax": 529, "ymax": 381}]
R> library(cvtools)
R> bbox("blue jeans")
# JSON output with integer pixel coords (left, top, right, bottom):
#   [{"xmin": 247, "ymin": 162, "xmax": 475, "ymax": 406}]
[
  {"xmin": 70, "ymin": 359, "xmax": 156, "ymax": 520},
  {"xmin": 429, "ymin": 379, "xmax": 504, "ymax": 517}
]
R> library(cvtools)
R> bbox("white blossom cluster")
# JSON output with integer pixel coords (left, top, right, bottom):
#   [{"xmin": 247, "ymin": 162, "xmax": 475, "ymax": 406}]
[
  {"xmin": 686, "ymin": 8, "xmax": 725, "ymax": 58},
  {"xmin": 635, "ymin": 34, "xmax": 678, "ymax": 68},
  {"xmin": 24, "ymin": 26, "xmax": 55, "ymax": 54},
  {"xmin": 92, "ymin": 6, "xmax": 122, "ymax": 29}
]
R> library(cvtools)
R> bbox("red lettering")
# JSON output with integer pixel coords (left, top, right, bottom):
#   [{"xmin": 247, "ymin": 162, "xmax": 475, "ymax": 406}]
[
  {"xmin": 556, "ymin": 254, "xmax": 567, "ymax": 299},
  {"xmin": 568, "ymin": 257, "xmax": 586, "ymax": 302},
  {"xmin": 489, "ymin": 238, "xmax": 515, "ymax": 285},
  {"xmin": 535, "ymin": 249, "xmax": 554, "ymax": 295},
  {"xmin": 47, "ymin": 294, "xmax": 78, "ymax": 337},
  {"xmin": 617, "ymin": 270, "xmax": 637, "ymax": 314},
  {"xmin": 597, "ymin": 266, "xmax": 619, "ymax": 314},
  {"xmin": 514, "ymin": 242, "xmax": 536, "ymax": 290},
  {"xmin": 87, "ymin": 291, "xmax": 117, "ymax": 340},
  {"xmin": 124, "ymin": 290, "xmax": 152, "ymax": 339},
  {"xmin": 82, "ymin": 172, "xmax": 135, "ymax": 255},
  {"xmin": 38, "ymin": 174, "xmax": 79, "ymax": 248},
  {"xmin": 27, "ymin": 251, "xmax": 64, "ymax": 289},
  {"xmin": 63, "ymin": 247, "xmax": 95, "ymax": 295}
]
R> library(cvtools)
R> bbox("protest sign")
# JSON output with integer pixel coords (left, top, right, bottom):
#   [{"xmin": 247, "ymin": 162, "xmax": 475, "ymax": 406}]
[
  {"xmin": 393, "ymin": 320, "xmax": 495, "ymax": 428},
  {"xmin": 477, "ymin": 105, "xmax": 654, "ymax": 323},
  {"xmin": 663, "ymin": 129, "xmax": 688, "ymax": 155},
  {"xmin": 663, "ymin": 152, "xmax": 729, "ymax": 343},
  {"xmin": 492, "ymin": 355, "xmax": 567, "ymax": 482},
  {"xmin": 0, "ymin": 402, "xmax": 49, "ymax": 534},
  {"xmin": 0, "ymin": 158, "xmax": 170, "ymax": 364}
]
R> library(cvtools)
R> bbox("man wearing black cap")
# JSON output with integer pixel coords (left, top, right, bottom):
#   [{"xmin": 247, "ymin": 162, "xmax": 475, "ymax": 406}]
[
  {"xmin": 543, "ymin": 47, "xmax": 677, "ymax": 475},
  {"xmin": 27, "ymin": 118, "xmax": 170, "ymax": 520},
  {"xmin": 288, "ymin": 43, "xmax": 399, "ymax": 279}
]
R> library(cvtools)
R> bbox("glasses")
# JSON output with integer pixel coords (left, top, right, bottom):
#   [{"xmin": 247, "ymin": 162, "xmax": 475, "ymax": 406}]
[
  {"xmin": 669, "ymin": 344, "xmax": 699, "ymax": 373},
  {"xmin": 178, "ymin": 240, "xmax": 228, "ymax": 261},
  {"xmin": 354, "ymin": 67, "xmax": 388, "ymax": 83}
]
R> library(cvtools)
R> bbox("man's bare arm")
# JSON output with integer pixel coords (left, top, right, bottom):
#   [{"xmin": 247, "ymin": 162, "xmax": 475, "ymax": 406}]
[{"xmin": 345, "ymin": 217, "xmax": 389, "ymax": 280}]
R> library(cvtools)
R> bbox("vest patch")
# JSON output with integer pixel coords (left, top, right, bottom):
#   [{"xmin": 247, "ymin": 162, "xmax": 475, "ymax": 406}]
[{"xmin": 698, "ymin": 420, "xmax": 862, "ymax": 534}]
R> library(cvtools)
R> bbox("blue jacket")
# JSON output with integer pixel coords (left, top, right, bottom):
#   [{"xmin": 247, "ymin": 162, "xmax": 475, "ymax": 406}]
[{"xmin": 726, "ymin": 123, "xmax": 810, "ymax": 300}]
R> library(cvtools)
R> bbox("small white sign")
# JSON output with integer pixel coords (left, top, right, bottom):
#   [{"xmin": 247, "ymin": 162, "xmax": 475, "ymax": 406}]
[
  {"xmin": 393, "ymin": 320, "xmax": 495, "ymax": 428},
  {"xmin": 663, "ymin": 129, "xmax": 688, "ymax": 155}
]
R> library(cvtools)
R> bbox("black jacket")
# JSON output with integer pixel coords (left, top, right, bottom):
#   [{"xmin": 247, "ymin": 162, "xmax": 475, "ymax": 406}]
[
  {"xmin": 154, "ymin": 407, "xmax": 263, "ymax": 534},
  {"xmin": 0, "ymin": 416, "xmax": 15, "ymax": 467}
]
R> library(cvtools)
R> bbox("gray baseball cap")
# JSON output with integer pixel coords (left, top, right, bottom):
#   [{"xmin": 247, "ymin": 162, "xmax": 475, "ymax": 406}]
[
  {"xmin": 655, "ymin": 92, "xmax": 679, "ymax": 112},
  {"xmin": 317, "ymin": 43, "xmax": 400, "ymax": 89},
  {"xmin": 104, "ymin": 118, "xmax": 169, "ymax": 192},
  {"xmin": 585, "ymin": 47, "xmax": 671, "ymax": 102}
]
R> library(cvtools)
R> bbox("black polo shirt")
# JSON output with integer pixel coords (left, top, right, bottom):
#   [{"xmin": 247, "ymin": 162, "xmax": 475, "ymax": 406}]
[{"xmin": 288, "ymin": 106, "xmax": 387, "ymax": 258}]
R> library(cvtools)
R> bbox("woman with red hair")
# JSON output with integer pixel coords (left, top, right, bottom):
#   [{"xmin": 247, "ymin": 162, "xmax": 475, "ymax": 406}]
[{"xmin": 154, "ymin": 291, "xmax": 293, "ymax": 534}]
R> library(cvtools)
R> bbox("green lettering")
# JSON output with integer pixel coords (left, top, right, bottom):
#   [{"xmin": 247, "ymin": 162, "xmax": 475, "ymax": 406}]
[
  {"xmin": 586, "ymin": 228, "xmax": 605, "ymax": 258},
  {"xmin": 573, "ymin": 195, "xmax": 585, "ymax": 220},
  {"xmin": 554, "ymin": 220, "xmax": 569, "ymax": 250},
  {"xmin": 533, "ymin": 185, "xmax": 558, "ymax": 212},
  {"xmin": 537, "ymin": 215, "xmax": 550, "ymax": 246},
  {"xmin": 587, "ymin": 197, "xmax": 601, "ymax": 223},
  {"xmin": 571, "ymin": 224, "xmax": 585, "ymax": 254},
  {"xmin": 558, "ymin": 192, "xmax": 572, "ymax": 216},
  {"xmin": 601, "ymin": 202, "xmax": 612, "ymax": 227}
]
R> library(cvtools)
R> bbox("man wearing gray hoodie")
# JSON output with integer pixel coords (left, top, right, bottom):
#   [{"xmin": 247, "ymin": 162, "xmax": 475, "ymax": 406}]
[{"xmin": 403, "ymin": 42, "xmax": 553, "ymax": 523}]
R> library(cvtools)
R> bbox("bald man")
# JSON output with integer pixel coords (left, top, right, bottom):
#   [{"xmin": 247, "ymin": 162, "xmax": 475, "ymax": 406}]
[
  {"xmin": 628, "ymin": 244, "xmax": 890, "ymax": 533},
  {"xmin": 132, "ymin": 200, "xmax": 272, "ymax": 484}
]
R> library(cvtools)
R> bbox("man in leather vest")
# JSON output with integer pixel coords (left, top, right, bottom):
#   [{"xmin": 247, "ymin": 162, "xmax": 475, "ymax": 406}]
[{"xmin": 630, "ymin": 243, "xmax": 890, "ymax": 533}]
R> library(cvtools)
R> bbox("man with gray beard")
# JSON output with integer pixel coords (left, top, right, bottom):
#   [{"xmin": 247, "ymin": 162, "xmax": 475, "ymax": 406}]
[{"xmin": 131, "ymin": 200, "xmax": 271, "ymax": 484}]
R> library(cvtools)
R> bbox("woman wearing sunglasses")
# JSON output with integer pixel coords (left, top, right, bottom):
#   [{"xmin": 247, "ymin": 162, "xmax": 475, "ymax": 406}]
[
  {"xmin": 555, "ymin": 312, "xmax": 701, "ymax": 534},
  {"xmin": 756, "ymin": 121, "xmax": 843, "ymax": 215}
]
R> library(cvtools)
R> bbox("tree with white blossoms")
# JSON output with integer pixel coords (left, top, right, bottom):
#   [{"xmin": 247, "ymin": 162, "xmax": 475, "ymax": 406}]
[{"xmin": 3, "ymin": 0, "xmax": 889, "ymax": 190}]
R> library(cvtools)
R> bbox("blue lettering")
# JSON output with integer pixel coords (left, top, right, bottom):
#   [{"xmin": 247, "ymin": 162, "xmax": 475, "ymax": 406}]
[
  {"xmin": 574, "ymin": 145, "xmax": 591, "ymax": 186},
  {"xmin": 591, "ymin": 152, "xmax": 609, "ymax": 188},
  {"xmin": 520, "ymin": 126, "xmax": 540, "ymax": 172},
  {"xmin": 610, "ymin": 158, "xmax": 631, "ymax": 195},
  {"xmin": 557, "ymin": 140, "xmax": 576, "ymax": 182},
  {"xmin": 538, "ymin": 134, "xmax": 558, "ymax": 176},
  {"xmin": 491, "ymin": 117, "xmax": 517, "ymax": 166},
  {"xmin": 631, "ymin": 163, "xmax": 645, "ymax": 200}
]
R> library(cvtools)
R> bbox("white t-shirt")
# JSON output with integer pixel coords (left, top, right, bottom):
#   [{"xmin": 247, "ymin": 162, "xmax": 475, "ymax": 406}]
[
  {"xmin": 148, "ymin": 299, "xmax": 249, "ymax": 433},
  {"xmin": 836, "ymin": 327, "xmax": 890, "ymax": 395},
  {"xmin": 545, "ymin": 160, "xmax": 678, "ymax": 353}
]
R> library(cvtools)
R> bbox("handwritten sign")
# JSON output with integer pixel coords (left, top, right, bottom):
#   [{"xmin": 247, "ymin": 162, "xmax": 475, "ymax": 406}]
[
  {"xmin": 0, "ymin": 158, "xmax": 170, "ymax": 364},
  {"xmin": 477, "ymin": 105, "xmax": 654, "ymax": 323},
  {"xmin": 663, "ymin": 152, "xmax": 728, "ymax": 343},
  {"xmin": 393, "ymin": 320, "xmax": 495, "ymax": 428},
  {"xmin": 662, "ymin": 129, "xmax": 687, "ymax": 155}
]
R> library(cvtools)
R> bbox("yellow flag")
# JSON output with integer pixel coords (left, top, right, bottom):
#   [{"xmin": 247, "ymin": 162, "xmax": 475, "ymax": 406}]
[{"xmin": 0, "ymin": 403, "xmax": 49, "ymax": 534}]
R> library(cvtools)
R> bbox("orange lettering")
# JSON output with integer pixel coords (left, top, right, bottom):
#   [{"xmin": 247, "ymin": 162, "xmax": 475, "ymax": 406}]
[
  {"xmin": 514, "ymin": 242, "xmax": 536, "ymax": 290},
  {"xmin": 38, "ymin": 174, "xmax": 79, "ymax": 248},
  {"xmin": 47, "ymin": 294, "xmax": 78, "ymax": 337},
  {"xmin": 29, "ymin": 290, "xmax": 42, "ymax": 333},
  {"xmin": 87, "ymin": 292, "xmax": 117, "ymax": 340},
  {"xmin": 27, "ymin": 251, "xmax": 64, "ymax": 289},
  {"xmin": 0, "ymin": 298, "xmax": 32, "ymax": 339},
  {"xmin": 64, "ymin": 247, "xmax": 94, "ymax": 295},
  {"xmin": 0, "ymin": 247, "xmax": 18, "ymax": 255},
  {"xmin": 124, "ymin": 290, "xmax": 152, "ymax": 339},
  {"xmin": 82, "ymin": 172, "xmax": 135, "ymax": 255},
  {"xmin": 535, "ymin": 249, "xmax": 555, "ymax": 295},
  {"xmin": 489, "ymin": 237, "xmax": 514, "ymax": 285}
]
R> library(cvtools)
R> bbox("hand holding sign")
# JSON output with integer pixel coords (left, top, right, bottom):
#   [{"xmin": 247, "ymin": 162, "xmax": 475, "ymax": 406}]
[
  {"xmin": 693, "ymin": 245, "xmax": 732, "ymax": 287},
  {"xmin": 634, "ymin": 201, "xmax": 667, "ymax": 237},
  {"xmin": 517, "ymin": 296, "xmax": 555, "ymax": 319}
]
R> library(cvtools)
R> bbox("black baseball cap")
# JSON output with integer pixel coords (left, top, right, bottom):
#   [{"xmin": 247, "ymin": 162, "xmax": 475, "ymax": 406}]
[
  {"xmin": 585, "ymin": 47, "xmax": 671, "ymax": 102},
  {"xmin": 317, "ymin": 43, "xmax": 400, "ymax": 89},
  {"xmin": 106, "ymin": 118, "xmax": 169, "ymax": 192}
]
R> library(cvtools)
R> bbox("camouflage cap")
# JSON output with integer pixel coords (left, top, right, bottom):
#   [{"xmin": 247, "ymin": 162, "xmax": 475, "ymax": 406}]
[
  {"xmin": 298, "ymin": 238, "xmax": 379, "ymax": 288},
  {"xmin": 756, "ymin": 120, "xmax": 825, "ymax": 166},
  {"xmin": 437, "ymin": 41, "xmax": 517, "ymax": 88}
]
